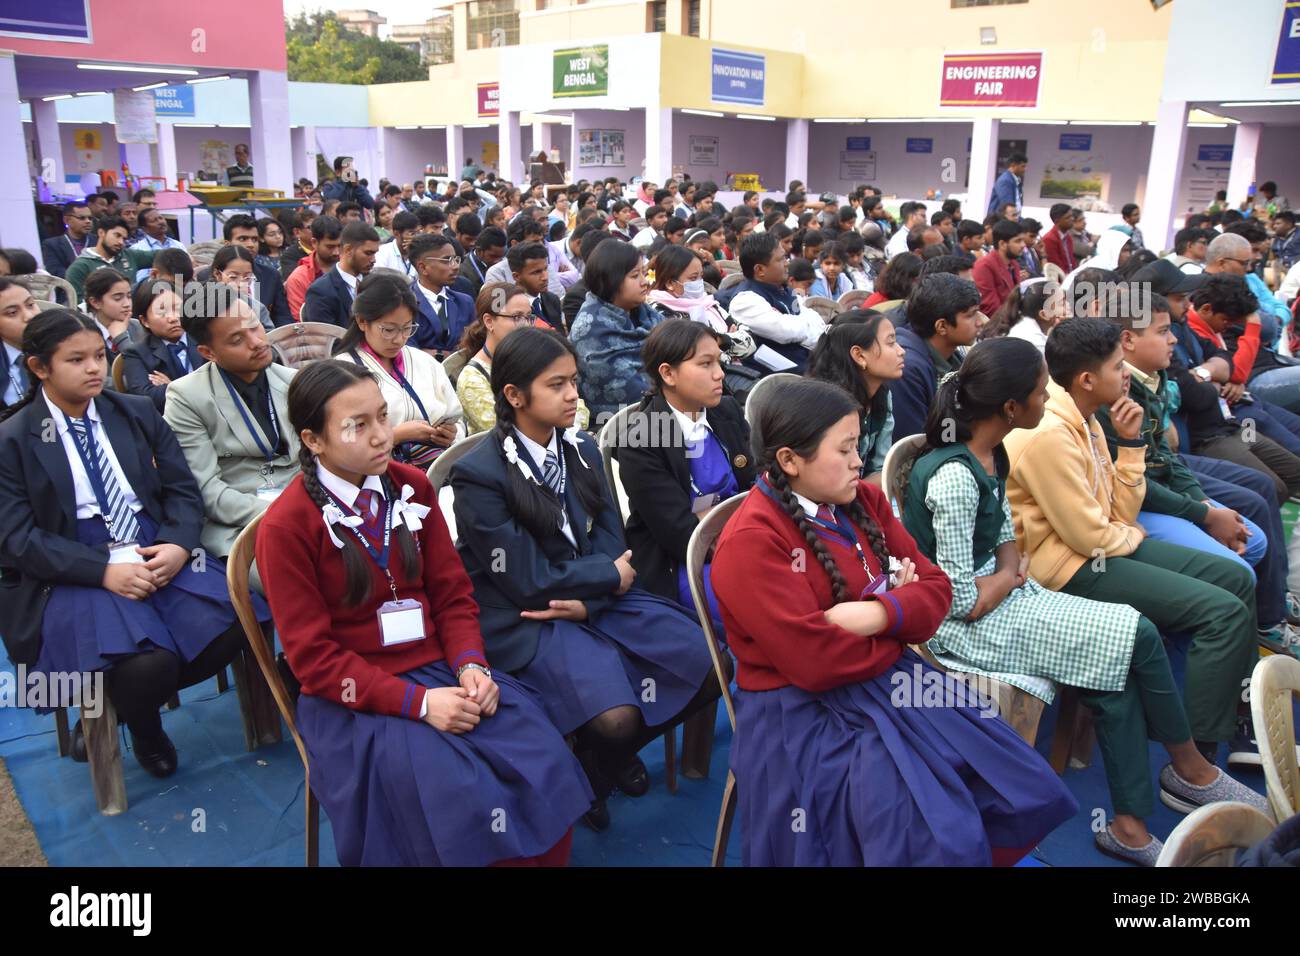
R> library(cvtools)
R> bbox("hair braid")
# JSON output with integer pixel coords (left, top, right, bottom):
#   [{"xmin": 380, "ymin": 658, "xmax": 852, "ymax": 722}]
[
  {"xmin": 844, "ymin": 498, "xmax": 892, "ymax": 577},
  {"xmin": 299, "ymin": 444, "xmax": 375, "ymax": 607},
  {"xmin": 768, "ymin": 464, "xmax": 850, "ymax": 603}
]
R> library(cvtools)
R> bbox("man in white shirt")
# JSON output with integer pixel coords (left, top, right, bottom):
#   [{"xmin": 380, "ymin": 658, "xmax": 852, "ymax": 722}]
[
  {"xmin": 373, "ymin": 211, "xmax": 420, "ymax": 278},
  {"xmin": 885, "ymin": 201, "xmax": 929, "ymax": 260},
  {"xmin": 717, "ymin": 232, "xmax": 825, "ymax": 373}
]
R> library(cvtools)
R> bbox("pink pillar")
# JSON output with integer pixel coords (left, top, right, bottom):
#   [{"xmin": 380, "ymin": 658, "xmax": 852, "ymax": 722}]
[
  {"xmin": 968, "ymin": 117, "xmax": 1000, "ymax": 218},
  {"xmin": 785, "ymin": 118, "xmax": 808, "ymax": 191},
  {"xmin": 248, "ymin": 69, "xmax": 293, "ymax": 194},
  {"xmin": 0, "ymin": 52, "xmax": 41, "ymax": 256},
  {"xmin": 1225, "ymin": 122, "xmax": 1262, "ymax": 209},
  {"xmin": 1142, "ymin": 99, "xmax": 1189, "ymax": 253}
]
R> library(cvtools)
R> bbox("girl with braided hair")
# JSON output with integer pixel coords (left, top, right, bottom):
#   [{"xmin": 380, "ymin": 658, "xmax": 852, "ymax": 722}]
[
  {"xmin": 710, "ymin": 377, "xmax": 1076, "ymax": 866},
  {"xmin": 449, "ymin": 326, "xmax": 718, "ymax": 832},
  {"xmin": 255, "ymin": 358, "xmax": 591, "ymax": 866},
  {"xmin": 900, "ymin": 337, "xmax": 1265, "ymax": 866}
]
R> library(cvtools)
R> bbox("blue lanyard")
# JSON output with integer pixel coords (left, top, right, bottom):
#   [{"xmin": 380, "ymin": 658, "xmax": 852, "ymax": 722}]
[
  {"xmin": 62, "ymin": 411, "xmax": 126, "ymax": 536},
  {"xmin": 354, "ymin": 349, "xmax": 430, "ymax": 421},
  {"xmin": 756, "ymin": 475, "xmax": 870, "ymax": 574},
  {"xmin": 325, "ymin": 488, "xmax": 394, "ymax": 572},
  {"xmin": 219, "ymin": 369, "xmax": 281, "ymax": 461},
  {"xmin": 469, "ymin": 255, "xmax": 486, "ymax": 281}
]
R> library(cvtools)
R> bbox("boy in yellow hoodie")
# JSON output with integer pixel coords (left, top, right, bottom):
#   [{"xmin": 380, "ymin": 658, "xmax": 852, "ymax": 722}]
[{"xmin": 1004, "ymin": 317, "xmax": 1264, "ymax": 785}]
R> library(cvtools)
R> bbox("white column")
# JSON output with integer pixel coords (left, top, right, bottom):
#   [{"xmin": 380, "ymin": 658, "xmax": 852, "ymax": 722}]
[
  {"xmin": 1225, "ymin": 122, "xmax": 1262, "ymax": 209},
  {"xmin": 248, "ymin": 69, "xmax": 293, "ymax": 194},
  {"xmin": 446, "ymin": 125, "xmax": 464, "ymax": 182},
  {"xmin": 784, "ymin": 118, "xmax": 809, "ymax": 191},
  {"xmin": 968, "ymin": 117, "xmax": 1000, "ymax": 217},
  {"xmin": 156, "ymin": 122, "xmax": 178, "ymax": 188},
  {"xmin": 32, "ymin": 98, "xmax": 64, "ymax": 190},
  {"xmin": 569, "ymin": 114, "xmax": 579, "ymax": 182},
  {"xmin": 498, "ymin": 110, "xmax": 522, "ymax": 182},
  {"xmin": 291, "ymin": 125, "xmax": 317, "ymax": 184},
  {"xmin": 645, "ymin": 107, "xmax": 673, "ymax": 186},
  {"xmin": 0, "ymin": 53, "xmax": 40, "ymax": 256},
  {"xmin": 1142, "ymin": 99, "xmax": 1190, "ymax": 254}
]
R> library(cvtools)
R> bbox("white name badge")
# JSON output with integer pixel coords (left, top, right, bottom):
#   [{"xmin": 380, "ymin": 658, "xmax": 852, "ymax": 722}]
[
  {"xmin": 108, "ymin": 542, "xmax": 146, "ymax": 565},
  {"xmin": 256, "ymin": 486, "xmax": 282, "ymax": 502},
  {"xmin": 378, "ymin": 599, "xmax": 426, "ymax": 646}
]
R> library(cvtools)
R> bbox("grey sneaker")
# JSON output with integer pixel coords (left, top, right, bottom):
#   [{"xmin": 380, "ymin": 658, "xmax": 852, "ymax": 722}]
[
  {"xmin": 1158, "ymin": 764, "xmax": 1271, "ymax": 815},
  {"xmin": 1257, "ymin": 621, "xmax": 1300, "ymax": 657},
  {"xmin": 1094, "ymin": 825, "xmax": 1162, "ymax": 867},
  {"xmin": 1286, "ymin": 592, "xmax": 1300, "ymax": 626}
]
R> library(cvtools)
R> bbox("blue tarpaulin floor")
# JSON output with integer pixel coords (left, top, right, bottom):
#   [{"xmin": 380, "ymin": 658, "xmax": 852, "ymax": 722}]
[{"xmin": 0, "ymin": 634, "xmax": 1283, "ymax": 867}]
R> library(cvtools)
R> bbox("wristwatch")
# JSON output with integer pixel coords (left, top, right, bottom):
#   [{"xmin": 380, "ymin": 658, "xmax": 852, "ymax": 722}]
[
  {"xmin": 1193, "ymin": 367, "xmax": 1212, "ymax": 382},
  {"xmin": 457, "ymin": 662, "xmax": 492, "ymax": 680}
]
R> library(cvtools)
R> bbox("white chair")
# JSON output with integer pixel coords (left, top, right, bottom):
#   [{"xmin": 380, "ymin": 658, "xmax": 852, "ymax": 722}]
[
  {"xmin": 19, "ymin": 273, "xmax": 76, "ymax": 306},
  {"xmin": 187, "ymin": 239, "xmax": 224, "ymax": 268},
  {"xmin": 742, "ymin": 371, "xmax": 802, "ymax": 452},
  {"xmin": 802, "ymin": 296, "xmax": 841, "ymax": 323},
  {"xmin": 596, "ymin": 403, "xmax": 635, "ymax": 524},
  {"xmin": 266, "ymin": 322, "xmax": 346, "ymax": 369},
  {"xmin": 686, "ymin": 490, "xmax": 748, "ymax": 866},
  {"xmin": 718, "ymin": 272, "xmax": 745, "ymax": 292},
  {"xmin": 1156, "ymin": 801, "xmax": 1277, "ymax": 867},
  {"xmin": 426, "ymin": 431, "xmax": 491, "ymax": 543},
  {"xmin": 1250, "ymin": 653, "xmax": 1300, "ymax": 821},
  {"xmin": 838, "ymin": 288, "xmax": 872, "ymax": 311},
  {"xmin": 716, "ymin": 259, "xmax": 742, "ymax": 276}
]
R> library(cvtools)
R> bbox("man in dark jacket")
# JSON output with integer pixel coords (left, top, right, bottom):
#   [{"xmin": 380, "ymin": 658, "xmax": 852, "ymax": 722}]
[{"xmin": 890, "ymin": 273, "xmax": 981, "ymax": 438}]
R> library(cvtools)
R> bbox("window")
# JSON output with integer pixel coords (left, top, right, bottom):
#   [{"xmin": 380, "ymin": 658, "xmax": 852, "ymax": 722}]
[
  {"xmin": 685, "ymin": 0, "xmax": 700, "ymax": 36},
  {"xmin": 466, "ymin": 0, "xmax": 519, "ymax": 50},
  {"xmin": 648, "ymin": 0, "xmax": 666, "ymax": 32},
  {"xmin": 426, "ymin": 14, "xmax": 455, "ymax": 66},
  {"xmin": 951, "ymin": 0, "xmax": 1028, "ymax": 6}
]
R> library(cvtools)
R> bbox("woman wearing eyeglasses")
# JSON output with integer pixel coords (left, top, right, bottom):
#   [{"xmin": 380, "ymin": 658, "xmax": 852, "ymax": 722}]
[
  {"xmin": 457, "ymin": 282, "xmax": 590, "ymax": 436},
  {"xmin": 210, "ymin": 245, "xmax": 274, "ymax": 332},
  {"xmin": 334, "ymin": 274, "xmax": 462, "ymax": 467}
]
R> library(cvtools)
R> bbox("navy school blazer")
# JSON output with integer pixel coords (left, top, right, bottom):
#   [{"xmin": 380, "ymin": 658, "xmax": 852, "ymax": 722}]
[
  {"xmin": 0, "ymin": 390, "xmax": 205, "ymax": 664},
  {"xmin": 616, "ymin": 393, "xmax": 756, "ymax": 600},
  {"xmin": 449, "ymin": 429, "xmax": 627, "ymax": 673},
  {"xmin": 410, "ymin": 280, "xmax": 475, "ymax": 353},
  {"xmin": 301, "ymin": 268, "xmax": 354, "ymax": 329},
  {"xmin": 120, "ymin": 333, "xmax": 207, "ymax": 412}
]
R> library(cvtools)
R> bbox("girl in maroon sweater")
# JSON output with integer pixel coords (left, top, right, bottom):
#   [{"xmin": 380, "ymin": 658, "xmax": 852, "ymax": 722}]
[
  {"xmin": 710, "ymin": 378, "xmax": 1075, "ymax": 866},
  {"xmin": 256, "ymin": 360, "xmax": 591, "ymax": 866}
]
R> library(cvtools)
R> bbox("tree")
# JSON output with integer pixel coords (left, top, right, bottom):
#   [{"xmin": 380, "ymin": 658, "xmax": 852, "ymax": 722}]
[{"xmin": 285, "ymin": 11, "xmax": 425, "ymax": 85}]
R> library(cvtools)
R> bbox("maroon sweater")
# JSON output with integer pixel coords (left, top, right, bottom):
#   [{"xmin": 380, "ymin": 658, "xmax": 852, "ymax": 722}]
[
  {"xmin": 256, "ymin": 461, "xmax": 487, "ymax": 720},
  {"xmin": 711, "ymin": 481, "xmax": 952, "ymax": 693}
]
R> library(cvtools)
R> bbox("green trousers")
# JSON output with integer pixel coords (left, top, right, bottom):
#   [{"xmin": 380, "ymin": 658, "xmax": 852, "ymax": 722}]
[
  {"xmin": 1061, "ymin": 538, "xmax": 1256, "ymax": 746},
  {"xmin": 1075, "ymin": 618, "xmax": 1188, "ymax": 817}
]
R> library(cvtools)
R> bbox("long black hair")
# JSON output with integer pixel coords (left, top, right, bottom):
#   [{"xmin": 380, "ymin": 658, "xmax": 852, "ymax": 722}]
[
  {"xmin": 490, "ymin": 325, "xmax": 605, "ymax": 540},
  {"xmin": 754, "ymin": 377, "xmax": 891, "ymax": 602},
  {"xmin": 288, "ymin": 359, "xmax": 420, "ymax": 607},
  {"xmin": 924, "ymin": 337, "xmax": 1043, "ymax": 449},
  {"xmin": 641, "ymin": 318, "xmax": 724, "ymax": 394},
  {"xmin": 806, "ymin": 308, "xmax": 891, "ymax": 434},
  {"xmin": 333, "ymin": 272, "xmax": 420, "ymax": 356},
  {"xmin": 82, "ymin": 268, "xmax": 130, "ymax": 313},
  {"xmin": 0, "ymin": 308, "xmax": 99, "ymax": 423}
]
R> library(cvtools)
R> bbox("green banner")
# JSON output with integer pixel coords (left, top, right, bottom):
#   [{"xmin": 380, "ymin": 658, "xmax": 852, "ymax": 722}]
[{"xmin": 553, "ymin": 45, "xmax": 609, "ymax": 98}]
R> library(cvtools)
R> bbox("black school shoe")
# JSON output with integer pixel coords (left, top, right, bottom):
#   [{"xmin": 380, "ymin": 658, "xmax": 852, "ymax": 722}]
[
  {"xmin": 611, "ymin": 755, "xmax": 650, "ymax": 798},
  {"xmin": 583, "ymin": 798, "xmax": 611, "ymax": 832},
  {"xmin": 129, "ymin": 727, "xmax": 178, "ymax": 778},
  {"xmin": 69, "ymin": 719, "xmax": 88, "ymax": 763}
]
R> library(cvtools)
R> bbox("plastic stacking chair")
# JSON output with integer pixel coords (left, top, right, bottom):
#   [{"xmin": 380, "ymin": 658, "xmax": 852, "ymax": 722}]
[
  {"xmin": 266, "ymin": 322, "xmax": 346, "ymax": 369},
  {"xmin": 19, "ymin": 273, "xmax": 76, "ymax": 306},
  {"xmin": 111, "ymin": 354, "xmax": 126, "ymax": 392},
  {"xmin": 837, "ymin": 289, "xmax": 872, "ymax": 311},
  {"xmin": 742, "ymin": 372, "xmax": 801, "ymax": 453},
  {"xmin": 1156, "ymin": 801, "xmax": 1277, "ymax": 867},
  {"xmin": 801, "ymin": 295, "xmax": 841, "ymax": 323},
  {"xmin": 226, "ymin": 515, "xmax": 314, "ymax": 864},
  {"xmin": 596, "ymin": 404, "xmax": 635, "ymax": 524},
  {"xmin": 1250, "ymin": 653, "xmax": 1300, "ymax": 821}
]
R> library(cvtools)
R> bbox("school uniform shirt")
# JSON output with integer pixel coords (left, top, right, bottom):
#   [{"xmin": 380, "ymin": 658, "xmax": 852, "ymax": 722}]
[
  {"xmin": 2, "ymin": 341, "xmax": 27, "ymax": 408},
  {"xmin": 884, "ymin": 227, "xmax": 910, "ymax": 261},
  {"xmin": 42, "ymin": 391, "xmax": 145, "ymax": 521},
  {"xmin": 1006, "ymin": 316, "xmax": 1049, "ymax": 353},
  {"xmin": 374, "ymin": 240, "xmax": 415, "ymax": 278},
  {"xmin": 342, "ymin": 345, "xmax": 462, "ymax": 438},
  {"xmin": 617, "ymin": 393, "xmax": 755, "ymax": 600},
  {"xmin": 515, "ymin": 427, "xmax": 577, "ymax": 547},
  {"xmin": 256, "ymin": 460, "xmax": 487, "ymax": 719},
  {"xmin": 710, "ymin": 480, "xmax": 952, "ymax": 693}
]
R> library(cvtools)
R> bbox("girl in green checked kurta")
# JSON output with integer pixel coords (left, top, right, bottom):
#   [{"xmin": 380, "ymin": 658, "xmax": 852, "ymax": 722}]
[{"xmin": 901, "ymin": 338, "xmax": 1263, "ymax": 867}]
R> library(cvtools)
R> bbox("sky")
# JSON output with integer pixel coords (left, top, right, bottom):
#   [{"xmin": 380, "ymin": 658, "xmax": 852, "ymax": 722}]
[{"xmin": 281, "ymin": 1, "xmax": 451, "ymax": 38}]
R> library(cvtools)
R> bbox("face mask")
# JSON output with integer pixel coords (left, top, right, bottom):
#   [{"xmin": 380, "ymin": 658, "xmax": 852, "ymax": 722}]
[{"xmin": 682, "ymin": 278, "xmax": 706, "ymax": 299}]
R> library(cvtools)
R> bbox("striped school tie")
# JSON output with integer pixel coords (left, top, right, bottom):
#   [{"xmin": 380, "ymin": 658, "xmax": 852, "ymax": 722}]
[
  {"xmin": 816, "ymin": 504, "xmax": 836, "ymax": 524},
  {"xmin": 354, "ymin": 489, "xmax": 382, "ymax": 536},
  {"xmin": 68, "ymin": 417, "xmax": 142, "ymax": 544},
  {"xmin": 542, "ymin": 449, "xmax": 562, "ymax": 495}
]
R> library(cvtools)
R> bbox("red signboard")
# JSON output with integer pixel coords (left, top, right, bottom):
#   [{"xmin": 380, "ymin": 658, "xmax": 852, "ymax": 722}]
[
  {"xmin": 940, "ymin": 51, "xmax": 1042, "ymax": 108},
  {"xmin": 477, "ymin": 82, "xmax": 500, "ymax": 118}
]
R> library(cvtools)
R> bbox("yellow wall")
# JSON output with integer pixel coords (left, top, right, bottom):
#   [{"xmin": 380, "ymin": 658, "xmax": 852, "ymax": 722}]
[{"xmin": 521, "ymin": 1, "xmax": 648, "ymax": 44}]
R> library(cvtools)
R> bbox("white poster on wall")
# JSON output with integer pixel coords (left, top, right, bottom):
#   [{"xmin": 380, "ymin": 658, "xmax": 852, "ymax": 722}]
[
  {"xmin": 578, "ymin": 129, "xmax": 625, "ymax": 167},
  {"xmin": 113, "ymin": 89, "xmax": 158, "ymax": 145},
  {"xmin": 690, "ymin": 135, "xmax": 719, "ymax": 166},
  {"xmin": 839, "ymin": 150, "xmax": 876, "ymax": 181}
]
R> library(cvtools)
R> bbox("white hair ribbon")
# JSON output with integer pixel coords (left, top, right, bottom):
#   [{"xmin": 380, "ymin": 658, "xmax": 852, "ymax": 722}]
[
  {"xmin": 321, "ymin": 502, "xmax": 364, "ymax": 549},
  {"xmin": 392, "ymin": 484, "xmax": 432, "ymax": 533}
]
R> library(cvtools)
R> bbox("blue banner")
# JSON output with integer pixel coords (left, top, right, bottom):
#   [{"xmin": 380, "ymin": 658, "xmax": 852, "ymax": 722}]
[
  {"xmin": 1272, "ymin": 3, "xmax": 1300, "ymax": 84},
  {"xmin": 0, "ymin": 0, "xmax": 90, "ymax": 41},
  {"xmin": 1197, "ymin": 144, "xmax": 1233, "ymax": 163},
  {"xmin": 1059, "ymin": 133, "xmax": 1092, "ymax": 151},
  {"xmin": 153, "ymin": 85, "xmax": 195, "ymax": 117},
  {"xmin": 711, "ymin": 49, "xmax": 765, "ymax": 106},
  {"xmin": 846, "ymin": 136, "xmax": 872, "ymax": 151}
]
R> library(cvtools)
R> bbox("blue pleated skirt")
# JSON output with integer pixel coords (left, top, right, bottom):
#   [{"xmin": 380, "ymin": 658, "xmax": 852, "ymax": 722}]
[
  {"xmin": 296, "ymin": 660, "xmax": 594, "ymax": 867},
  {"xmin": 731, "ymin": 650, "xmax": 1078, "ymax": 867},
  {"xmin": 32, "ymin": 517, "xmax": 267, "ymax": 712},
  {"xmin": 516, "ymin": 588, "xmax": 715, "ymax": 736}
]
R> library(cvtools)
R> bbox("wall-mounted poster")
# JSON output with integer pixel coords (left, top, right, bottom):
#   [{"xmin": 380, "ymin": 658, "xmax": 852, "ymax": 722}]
[
  {"xmin": 114, "ymin": 89, "xmax": 157, "ymax": 145},
  {"xmin": 199, "ymin": 140, "xmax": 230, "ymax": 176},
  {"xmin": 690, "ymin": 135, "xmax": 719, "ymax": 166},
  {"xmin": 839, "ymin": 150, "xmax": 877, "ymax": 181},
  {"xmin": 1039, "ymin": 152, "xmax": 1109, "ymax": 206},
  {"xmin": 73, "ymin": 128, "xmax": 102, "ymax": 173},
  {"xmin": 578, "ymin": 129, "xmax": 625, "ymax": 167}
]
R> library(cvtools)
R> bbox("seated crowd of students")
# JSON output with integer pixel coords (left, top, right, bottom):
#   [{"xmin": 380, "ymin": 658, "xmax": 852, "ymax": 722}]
[{"xmin": 1, "ymin": 171, "xmax": 1296, "ymax": 869}]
